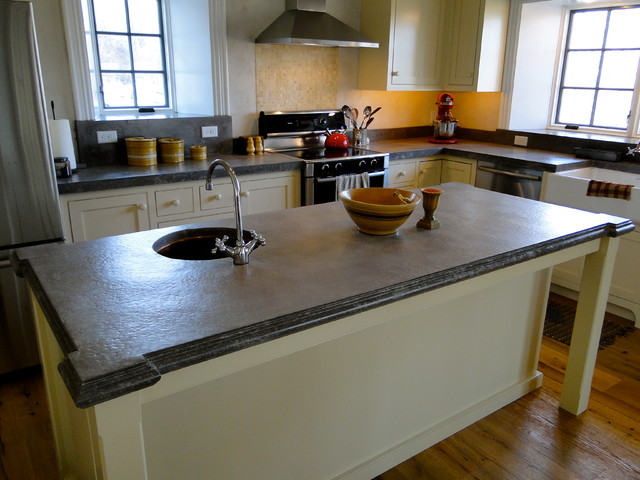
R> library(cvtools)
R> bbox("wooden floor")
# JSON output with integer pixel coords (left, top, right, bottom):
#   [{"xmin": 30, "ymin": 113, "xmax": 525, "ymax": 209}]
[{"xmin": 1, "ymin": 296, "xmax": 638, "ymax": 480}]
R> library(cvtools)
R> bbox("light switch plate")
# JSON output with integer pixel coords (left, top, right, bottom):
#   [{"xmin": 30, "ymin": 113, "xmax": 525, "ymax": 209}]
[
  {"xmin": 201, "ymin": 126, "xmax": 218, "ymax": 138},
  {"xmin": 97, "ymin": 130, "xmax": 118, "ymax": 144},
  {"xmin": 514, "ymin": 135, "xmax": 528, "ymax": 147}
]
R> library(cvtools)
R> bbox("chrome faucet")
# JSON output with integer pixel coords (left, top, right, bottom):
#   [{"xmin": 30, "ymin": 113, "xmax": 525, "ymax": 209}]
[{"xmin": 205, "ymin": 159, "xmax": 265, "ymax": 265}]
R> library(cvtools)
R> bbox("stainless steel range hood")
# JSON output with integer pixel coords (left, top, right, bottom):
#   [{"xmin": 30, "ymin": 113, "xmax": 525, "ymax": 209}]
[{"xmin": 255, "ymin": 0, "xmax": 378, "ymax": 48}]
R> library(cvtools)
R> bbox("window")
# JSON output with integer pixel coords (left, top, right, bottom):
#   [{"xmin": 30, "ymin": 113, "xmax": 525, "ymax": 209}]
[
  {"xmin": 90, "ymin": 0, "xmax": 171, "ymax": 112},
  {"xmin": 555, "ymin": 5, "xmax": 640, "ymax": 132},
  {"xmin": 62, "ymin": 0, "xmax": 228, "ymax": 120}
]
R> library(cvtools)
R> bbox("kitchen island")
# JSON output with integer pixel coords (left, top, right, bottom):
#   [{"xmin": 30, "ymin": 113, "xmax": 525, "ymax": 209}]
[{"xmin": 13, "ymin": 183, "xmax": 634, "ymax": 480}]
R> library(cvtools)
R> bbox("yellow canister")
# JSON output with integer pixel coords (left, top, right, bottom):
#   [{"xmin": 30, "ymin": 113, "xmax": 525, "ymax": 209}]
[
  {"xmin": 125, "ymin": 137, "xmax": 157, "ymax": 166},
  {"xmin": 190, "ymin": 145, "xmax": 207, "ymax": 161},
  {"xmin": 158, "ymin": 138, "xmax": 185, "ymax": 163}
]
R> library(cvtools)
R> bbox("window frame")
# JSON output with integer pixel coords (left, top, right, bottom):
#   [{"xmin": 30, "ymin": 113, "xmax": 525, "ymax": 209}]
[
  {"xmin": 549, "ymin": 2, "xmax": 640, "ymax": 137},
  {"xmin": 60, "ymin": 0, "xmax": 229, "ymax": 120},
  {"xmin": 89, "ymin": 0, "xmax": 173, "ymax": 114}
]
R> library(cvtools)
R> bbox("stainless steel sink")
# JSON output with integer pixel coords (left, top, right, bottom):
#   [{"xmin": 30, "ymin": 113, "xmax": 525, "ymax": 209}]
[{"xmin": 153, "ymin": 228, "xmax": 260, "ymax": 261}]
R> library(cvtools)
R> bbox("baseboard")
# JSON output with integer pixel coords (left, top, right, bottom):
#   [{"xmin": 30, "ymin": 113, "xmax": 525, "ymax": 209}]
[{"xmin": 337, "ymin": 372, "xmax": 544, "ymax": 480}]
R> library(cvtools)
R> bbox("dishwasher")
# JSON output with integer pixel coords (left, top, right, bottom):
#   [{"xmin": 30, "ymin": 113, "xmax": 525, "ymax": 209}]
[{"xmin": 475, "ymin": 160, "xmax": 544, "ymax": 200}]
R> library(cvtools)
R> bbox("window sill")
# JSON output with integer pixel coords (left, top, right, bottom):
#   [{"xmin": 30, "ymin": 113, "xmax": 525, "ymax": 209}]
[{"xmin": 509, "ymin": 128, "xmax": 638, "ymax": 146}]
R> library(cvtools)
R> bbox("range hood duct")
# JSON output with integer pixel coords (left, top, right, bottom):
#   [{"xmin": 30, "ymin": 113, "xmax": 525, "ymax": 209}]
[{"xmin": 255, "ymin": 0, "xmax": 378, "ymax": 48}]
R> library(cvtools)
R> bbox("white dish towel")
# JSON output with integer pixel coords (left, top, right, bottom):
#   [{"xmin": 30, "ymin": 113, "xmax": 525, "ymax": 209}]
[{"xmin": 336, "ymin": 172, "xmax": 370, "ymax": 196}]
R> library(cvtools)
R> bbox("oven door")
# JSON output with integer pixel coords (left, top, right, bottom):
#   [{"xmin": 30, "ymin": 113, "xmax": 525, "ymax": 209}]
[{"xmin": 306, "ymin": 170, "xmax": 386, "ymax": 205}]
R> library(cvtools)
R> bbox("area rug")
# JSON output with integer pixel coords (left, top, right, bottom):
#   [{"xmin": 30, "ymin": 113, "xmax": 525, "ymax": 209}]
[{"xmin": 544, "ymin": 300, "xmax": 634, "ymax": 349}]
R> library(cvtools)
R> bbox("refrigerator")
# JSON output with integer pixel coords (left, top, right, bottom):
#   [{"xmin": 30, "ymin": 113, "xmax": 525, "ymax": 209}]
[{"xmin": 0, "ymin": 0, "xmax": 64, "ymax": 374}]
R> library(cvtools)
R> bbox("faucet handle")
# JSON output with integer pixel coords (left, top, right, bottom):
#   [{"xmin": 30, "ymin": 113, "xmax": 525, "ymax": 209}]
[
  {"xmin": 213, "ymin": 235, "xmax": 230, "ymax": 253},
  {"xmin": 249, "ymin": 230, "xmax": 266, "ymax": 246}
]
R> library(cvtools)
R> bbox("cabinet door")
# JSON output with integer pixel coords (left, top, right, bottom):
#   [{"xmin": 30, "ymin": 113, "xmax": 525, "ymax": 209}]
[
  {"xmin": 417, "ymin": 160, "xmax": 442, "ymax": 188},
  {"xmin": 446, "ymin": 0, "xmax": 481, "ymax": 87},
  {"xmin": 388, "ymin": 160, "xmax": 417, "ymax": 188},
  {"xmin": 441, "ymin": 160, "xmax": 473, "ymax": 184},
  {"xmin": 391, "ymin": 0, "xmax": 447, "ymax": 88},
  {"xmin": 240, "ymin": 175, "xmax": 298, "ymax": 215},
  {"xmin": 68, "ymin": 193, "xmax": 150, "ymax": 242}
]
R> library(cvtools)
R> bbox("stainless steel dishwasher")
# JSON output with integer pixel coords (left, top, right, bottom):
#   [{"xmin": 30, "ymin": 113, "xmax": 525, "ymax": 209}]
[{"xmin": 474, "ymin": 160, "xmax": 544, "ymax": 200}]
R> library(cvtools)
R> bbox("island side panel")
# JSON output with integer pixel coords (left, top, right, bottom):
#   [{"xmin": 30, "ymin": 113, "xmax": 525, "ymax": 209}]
[
  {"xmin": 136, "ymin": 270, "xmax": 549, "ymax": 480},
  {"xmin": 31, "ymin": 297, "xmax": 105, "ymax": 479}
]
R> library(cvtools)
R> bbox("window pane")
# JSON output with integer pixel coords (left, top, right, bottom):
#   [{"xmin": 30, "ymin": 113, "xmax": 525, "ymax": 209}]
[
  {"xmin": 128, "ymin": 0, "xmax": 161, "ymax": 34},
  {"xmin": 568, "ymin": 10, "xmax": 607, "ymax": 49},
  {"xmin": 131, "ymin": 36, "xmax": 163, "ymax": 70},
  {"xmin": 135, "ymin": 73, "xmax": 166, "ymax": 106},
  {"xmin": 606, "ymin": 8, "xmax": 640, "ymax": 49},
  {"xmin": 563, "ymin": 51, "xmax": 600, "ymax": 88},
  {"xmin": 102, "ymin": 73, "xmax": 134, "ymax": 107},
  {"xmin": 97, "ymin": 34, "xmax": 131, "ymax": 70},
  {"xmin": 593, "ymin": 90, "xmax": 632, "ymax": 129},
  {"xmin": 600, "ymin": 51, "xmax": 640, "ymax": 89},
  {"xmin": 557, "ymin": 89, "xmax": 595, "ymax": 125},
  {"xmin": 93, "ymin": 0, "xmax": 127, "ymax": 33}
]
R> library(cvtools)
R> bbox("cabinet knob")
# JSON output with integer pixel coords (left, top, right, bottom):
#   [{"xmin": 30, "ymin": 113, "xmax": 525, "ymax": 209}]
[
  {"xmin": 399, "ymin": 170, "xmax": 406, "ymax": 177},
  {"xmin": 171, "ymin": 199, "xmax": 181, "ymax": 206},
  {"xmin": 240, "ymin": 191, "xmax": 250, "ymax": 197},
  {"xmin": 137, "ymin": 203, "xmax": 147, "ymax": 211},
  {"xmin": 391, "ymin": 71, "xmax": 399, "ymax": 77},
  {"xmin": 212, "ymin": 194, "xmax": 222, "ymax": 200}
]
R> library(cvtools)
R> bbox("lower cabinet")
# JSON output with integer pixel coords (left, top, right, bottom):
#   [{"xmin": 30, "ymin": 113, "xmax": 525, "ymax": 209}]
[
  {"xmin": 61, "ymin": 171, "xmax": 301, "ymax": 242},
  {"xmin": 67, "ymin": 193, "xmax": 151, "ymax": 242},
  {"xmin": 389, "ymin": 155, "xmax": 476, "ymax": 189}
]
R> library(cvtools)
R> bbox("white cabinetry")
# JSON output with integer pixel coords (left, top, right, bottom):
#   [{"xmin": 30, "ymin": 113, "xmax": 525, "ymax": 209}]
[
  {"xmin": 61, "ymin": 171, "xmax": 300, "ymax": 242},
  {"xmin": 67, "ymin": 193, "xmax": 151, "ymax": 242},
  {"xmin": 358, "ymin": 0, "xmax": 509, "ymax": 92},
  {"xmin": 390, "ymin": 156, "xmax": 476, "ymax": 189}
]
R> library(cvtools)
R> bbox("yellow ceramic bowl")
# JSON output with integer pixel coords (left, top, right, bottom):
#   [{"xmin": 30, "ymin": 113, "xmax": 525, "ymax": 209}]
[{"xmin": 339, "ymin": 188, "xmax": 421, "ymax": 235}]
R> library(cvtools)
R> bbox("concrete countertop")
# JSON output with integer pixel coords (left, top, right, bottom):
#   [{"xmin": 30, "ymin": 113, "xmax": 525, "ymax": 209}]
[
  {"xmin": 368, "ymin": 138, "xmax": 591, "ymax": 171},
  {"xmin": 13, "ymin": 183, "xmax": 633, "ymax": 408},
  {"xmin": 57, "ymin": 152, "xmax": 302, "ymax": 195},
  {"xmin": 58, "ymin": 139, "xmax": 595, "ymax": 195}
]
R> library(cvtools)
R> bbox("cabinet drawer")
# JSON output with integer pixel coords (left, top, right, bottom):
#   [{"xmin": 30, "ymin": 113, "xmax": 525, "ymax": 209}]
[
  {"xmin": 389, "ymin": 162, "xmax": 417, "ymax": 187},
  {"xmin": 199, "ymin": 183, "xmax": 235, "ymax": 211},
  {"xmin": 155, "ymin": 188, "xmax": 195, "ymax": 217}
]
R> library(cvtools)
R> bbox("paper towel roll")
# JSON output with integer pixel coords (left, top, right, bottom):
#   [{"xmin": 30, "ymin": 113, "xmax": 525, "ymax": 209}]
[{"xmin": 49, "ymin": 119, "xmax": 77, "ymax": 171}]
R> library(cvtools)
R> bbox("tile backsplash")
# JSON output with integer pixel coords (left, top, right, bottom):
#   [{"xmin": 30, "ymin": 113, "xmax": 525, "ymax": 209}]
[
  {"xmin": 255, "ymin": 44, "xmax": 338, "ymax": 112},
  {"xmin": 75, "ymin": 116, "xmax": 232, "ymax": 167}
]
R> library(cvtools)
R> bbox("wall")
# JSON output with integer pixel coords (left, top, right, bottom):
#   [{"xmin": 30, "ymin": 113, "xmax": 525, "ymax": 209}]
[{"xmin": 29, "ymin": 0, "xmax": 500, "ymax": 141}]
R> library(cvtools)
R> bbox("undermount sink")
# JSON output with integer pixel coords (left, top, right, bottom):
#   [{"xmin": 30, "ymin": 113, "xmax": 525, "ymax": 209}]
[
  {"xmin": 542, "ymin": 168, "xmax": 640, "ymax": 224},
  {"xmin": 153, "ymin": 228, "xmax": 260, "ymax": 261}
]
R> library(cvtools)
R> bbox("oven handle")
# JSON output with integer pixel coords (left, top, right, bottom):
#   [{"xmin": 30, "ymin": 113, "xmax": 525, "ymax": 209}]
[
  {"xmin": 477, "ymin": 166, "xmax": 542, "ymax": 181},
  {"xmin": 316, "ymin": 170, "xmax": 386, "ymax": 183}
]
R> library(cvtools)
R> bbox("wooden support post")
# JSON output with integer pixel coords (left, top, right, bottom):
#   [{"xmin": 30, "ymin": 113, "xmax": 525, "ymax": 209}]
[{"xmin": 560, "ymin": 235, "xmax": 620, "ymax": 415}]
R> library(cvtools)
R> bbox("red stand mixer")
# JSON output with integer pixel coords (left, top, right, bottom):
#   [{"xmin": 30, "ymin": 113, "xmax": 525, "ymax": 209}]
[{"xmin": 429, "ymin": 93, "xmax": 458, "ymax": 144}]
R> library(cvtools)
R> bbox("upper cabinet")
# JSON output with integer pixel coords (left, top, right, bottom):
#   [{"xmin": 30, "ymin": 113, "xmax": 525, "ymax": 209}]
[{"xmin": 358, "ymin": 0, "xmax": 510, "ymax": 92}]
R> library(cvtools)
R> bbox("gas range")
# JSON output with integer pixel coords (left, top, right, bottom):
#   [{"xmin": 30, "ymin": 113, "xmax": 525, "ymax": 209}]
[{"xmin": 259, "ymin": 110, "xmax": 389, "ymax": 205}]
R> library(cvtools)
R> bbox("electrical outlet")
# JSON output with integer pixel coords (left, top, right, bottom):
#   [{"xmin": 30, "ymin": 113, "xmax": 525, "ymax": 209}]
[
  {"xmin": 514, "ymin": 135, "xmax": 528, "ymax": 147},
  {"xmin": 201, "ymin": 126, "xmax": 218, "ymax": 138},
  {"xmin": 97, "ymin": 130, "xmax": 118, "ymax": 144}
]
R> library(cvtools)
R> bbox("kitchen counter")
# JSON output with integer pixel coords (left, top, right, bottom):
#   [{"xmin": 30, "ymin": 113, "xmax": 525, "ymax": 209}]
[
  {"xmin": 15, "ymin": 183, "xmax": 632, "ymax": 406},
  {"xmin": 56, "ymin": 152, "xmax": 301, "ymax": 195},
  {"xmin": 58, "ymin": 139, "xmax": 594, "ymax": 195},
  {"xmin": 368, "ymin": 137, "xmax": 591, "ymax": 171},
  {"xmin": 14, "ymin": 183, "xmax": 633, "ymax": 479}
]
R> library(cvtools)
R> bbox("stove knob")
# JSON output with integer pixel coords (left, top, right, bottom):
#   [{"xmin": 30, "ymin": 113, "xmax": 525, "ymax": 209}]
[
  {"xmin": 321, "ymin": 163, "xmax": 330, "ymax": 176},
  {"xmin": 371, "ymin": 158, "xmax": 378, "ymax": 167},
  {"xmin": 335, "ymin": 162, "xmax": 343, "ymax": 173},
  {"xmin": 359, "ymin": 160, "xmax": 367, "ymax": 169}
]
